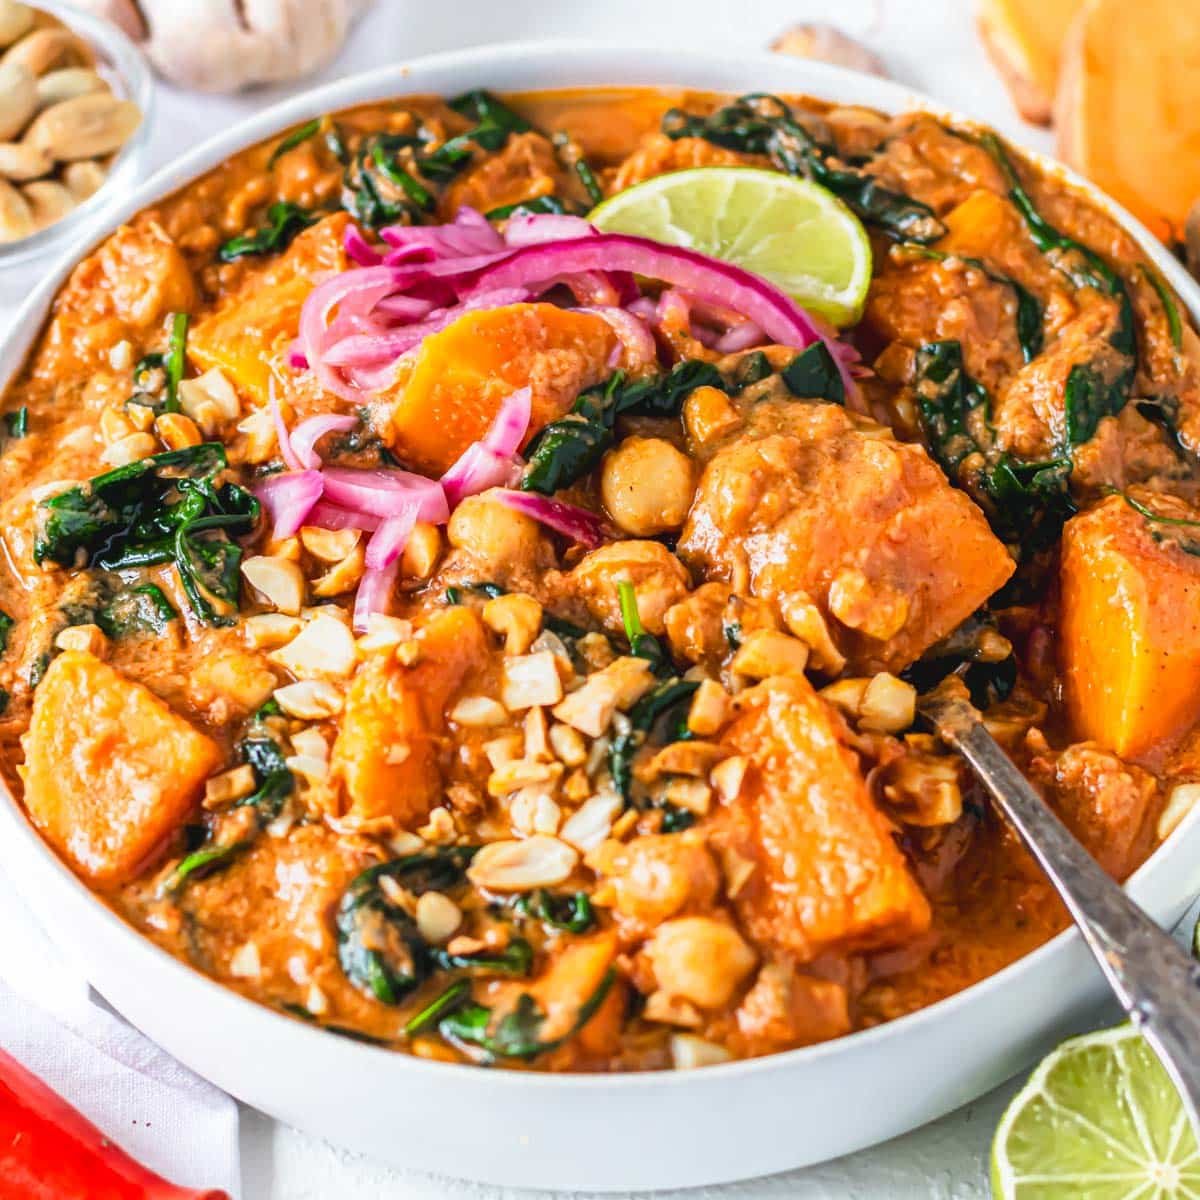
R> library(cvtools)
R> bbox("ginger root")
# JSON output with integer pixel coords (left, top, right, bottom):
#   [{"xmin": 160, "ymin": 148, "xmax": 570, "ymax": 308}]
[{"xmin": 73, "ymin": 0, "xmax": 370, "ymax": 93}]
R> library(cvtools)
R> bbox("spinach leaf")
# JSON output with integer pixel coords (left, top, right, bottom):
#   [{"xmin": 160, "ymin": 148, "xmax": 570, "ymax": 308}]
[
  {"xmin": 729, "ymin": 350, "xmax": 773, "ymax": 392},
  {"xmin": 900, "ymin": 244, "xmax": 1043, "ymax": 363},
  {"xmin": 522, "ymin": 362, "xmax": 727, "ymax": 495},
  {"xmin": 1122, "ymin": 492, "xmax": 1200, "ymax": 557},
  {"xmin": 235, "ymin": 735, "xmax": 294, "ymax": 821},
  {"xmin": 977, "ymin": 131, "xmax": 1135, "ymax": 424},
  {"xmin": 352, "ymin": 847, "xmax": 479, "ymax": 898},
  {"xmin": 439, "ymin": 968, "xmax": 616, "ymax": 1062},
  {"xmin": 609, "ymin": 677, "xmax": 699, "ymax": 802},
  {"xmin": 552, "ymin": 131, "xmax": 603, "ymax": 206},
  {"xmin": 514, "ymin": 889, "xmax": 595, "ymax": 934},
  {"xmin": 485, "ymin": 195, "xmax": 570, "ymax": 220},
  {"xmin": 0, "ymin": 610, "xmax": 12, "ymax": 654},
  {"xmin": 162, "ymin": 842, "xmax": 245, "ymax": 895},
  {"xmin": 431, "ymin": 937, "xmax": 533, "ymax": 977},
  {"xmin": 663, "ymin": 94, "xmax": 944, "ymax": 243},
  {"xmin": 4, "ymin": 407, "xmax": 27, "ymax": 438},
  {"xmin": 404, "ymin": 979, "xmax": 472, "ymax": 1037},
  {"xmin": 268, "ymin": 118, "xmax": 321, "ymax": 169},
  {"xmin": 96, "ymin": 584, "xmax": 177, "ymax": 638},
  {"xmin": 781, "ymin": 343, "xmax": 846, "ymax": 403},
  {"xmin": 337, "ymin": 870, "xmax": 429, "ymax": 1005},
  {"xmin": 617, "ymin": 580, "xmax": 669, "ymax": 675},
  {"xmin": 336, "ymin": 848, "xmax": 481, "ymax": 1004},
  {"xmin": 163, "ymin": 313, "xmax": 188, "ymax": 414},
  {"xmin": 217, "ymin": 202, "xmax": 317, "ymax": 262},
  {"xmin": 901, "ymin": 611, "xmax": 1017, "ymax": 710},
  {"xmin": 34, "ymin": 444, "xmax": 258, "ymax": 627},
  {"xmin": 914, "ymin": 341, "xmax": 991, "ymax": 473},
  {"xmin": 912, "ymin": 340, "xmax": 1076, "ymax": 560},
  {"xmin": 1140, "ymin": 264, "xmax": 1184, "ymax": 351}
]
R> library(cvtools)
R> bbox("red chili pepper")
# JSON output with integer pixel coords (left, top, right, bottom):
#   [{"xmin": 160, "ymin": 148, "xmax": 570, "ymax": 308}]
[{"xmin": 0, "ymin": 1045, "xmax": 230, "ymax": 1200}]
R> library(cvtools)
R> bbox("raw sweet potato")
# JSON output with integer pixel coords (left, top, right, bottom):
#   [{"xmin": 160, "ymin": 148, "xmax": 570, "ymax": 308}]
[
  {"xmin": 22, "ymin": 650, "xmax": 221, "ymax": 886},
  {"xmin": 330, "ymin": 606, "xmax": 488, "ymax": 828},
  {"xmin": 388, "ymin": 303, "xmax": 616, "ymax": 476},
  {"xmin": 1061, "ymin": 493, "xmax": 1200, "ymax": 759},
  {"xmin": 977, "ymin": 0, "xmax": 1083, "ymax": 125},
  {"xmin": 189, "ymin": 213, "xmax": 349, "ymax": 405},
  {"xmin": 1056, "ymin": 0, "xmax": 1200, "ymax": 242},
  {"xmin": 713, "ymin": 675, "xmax": 931, "ymax": 962}
]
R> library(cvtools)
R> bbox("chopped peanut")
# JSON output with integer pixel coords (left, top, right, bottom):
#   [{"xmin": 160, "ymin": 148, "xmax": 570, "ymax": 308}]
[
  {"xmin": 687, "ymin": 678, "xmax": 731, "ymax": 736},
  {"xmin": 483, "ymin": 593, "xmax": 543, "ymax": 656},
  {"xmin": 400, "ymin": 522, "xmax": 442, "ymax": 579},
  {"xmin": 731, "ymin": 630, "xmax": 810, "ymax": 679}
]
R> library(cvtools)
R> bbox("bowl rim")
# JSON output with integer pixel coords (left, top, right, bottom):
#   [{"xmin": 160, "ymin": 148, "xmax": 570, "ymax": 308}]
[
  {"xmin": 3, "ymin": 38, "xmax": 1200, "ymax": 1093},
  {"xmin": 0, "ymin": 0, "xmax": 156, "ymax": 268}
]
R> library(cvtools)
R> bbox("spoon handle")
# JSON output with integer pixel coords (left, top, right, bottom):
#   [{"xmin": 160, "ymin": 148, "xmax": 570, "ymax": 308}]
[{"xmin": 932, "ymin": 702, "xmax": 1200, "ymax": 1135}]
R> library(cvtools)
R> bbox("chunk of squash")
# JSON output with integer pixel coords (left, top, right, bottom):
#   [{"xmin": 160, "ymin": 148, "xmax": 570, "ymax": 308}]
[
  {"xmin": 330, "ymin": 607, "xmax": 488, "ymax": 829},
  {"xmin": 1056, "ymin": 0, "xmax": 1200, "ymax": 242},
  {"xmin": 977, "ymin": 0, "xmax": 1083, "ymax": 125},
  {"xmin": 1061, "ymin": 493, "xmax": 1200, "ymax": 759},
  {"xmin": 22, "ymin": 651, "xmax": 221, "ymax": 886},
  {"xmin": 189, "ymin": 213, "xmax": 349, "ymax": 406},
  {"xmin": 388, "ymin": 303, "xmax": 616, "ymax": 475},
  {"xmin": 714, "ymin": 675, "xmax": 931, "ymax": 962},
  {"xmin": 678, "ymin": 401, "xmax": 1015, "ymax": 672}
]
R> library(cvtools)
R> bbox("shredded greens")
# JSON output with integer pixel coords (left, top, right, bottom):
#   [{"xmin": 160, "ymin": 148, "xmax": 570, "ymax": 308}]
[
  {"xmin": 663, "ymin": 93, "xmax": 944, "ymax": 243},
  {"xmin": 33, "ymin": 443, "xmax": 258, "ymax": 626},
  {"xmin": 217, "ymin": 202, "xmax": 318, "ymax": 262}
]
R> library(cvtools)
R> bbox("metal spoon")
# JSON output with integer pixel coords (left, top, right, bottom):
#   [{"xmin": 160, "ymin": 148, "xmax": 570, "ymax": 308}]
[{"xmin": 919, "ymin": 681, "xmax": 1200, "ymax": 1137}]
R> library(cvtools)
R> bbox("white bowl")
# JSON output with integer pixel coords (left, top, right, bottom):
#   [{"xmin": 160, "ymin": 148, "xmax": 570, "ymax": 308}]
[{"xmin": 2, "ymin": 42, "xmax": 1200, "ymax": 1194}]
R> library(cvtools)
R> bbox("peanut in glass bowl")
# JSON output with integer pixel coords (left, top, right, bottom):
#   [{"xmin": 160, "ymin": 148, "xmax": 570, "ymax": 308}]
[{"xmin": 0, "ymin": 0, "xmax": 153, "ymax": 268}]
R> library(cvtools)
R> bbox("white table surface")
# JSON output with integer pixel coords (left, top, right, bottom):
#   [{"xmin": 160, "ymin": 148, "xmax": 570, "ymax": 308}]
[{"xmin": 0, "ymin": 1, "xmax": 1153, "ymax": 1195}]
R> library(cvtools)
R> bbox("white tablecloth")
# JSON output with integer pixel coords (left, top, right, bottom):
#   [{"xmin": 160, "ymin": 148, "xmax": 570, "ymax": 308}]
[{"xmin": 0, "ymin": 1, "xmax": 1144, "ymax": 1196}]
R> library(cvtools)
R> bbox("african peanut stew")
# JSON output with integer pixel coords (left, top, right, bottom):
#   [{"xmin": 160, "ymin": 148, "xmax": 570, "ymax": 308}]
[{"xmin": 2, "ymin": 87, "xmax": 1199, "ymax": 1072}]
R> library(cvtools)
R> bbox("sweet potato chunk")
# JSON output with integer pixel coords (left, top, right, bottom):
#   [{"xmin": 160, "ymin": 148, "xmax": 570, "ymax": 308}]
[
  {"xmin": 22, "ymin": 651, "xmax": 221, "ymax": 886},
  {"xmin": 38, "ymin": 222, "xmax": 196, "ymax": 374},
  {"xmin": 1056, "ymin": 0, "xmax": 1200, "ymax": 242},
  {"xmin": 1029, "ymin": 741, "xmax": 1157, "ymax": 878},
  {"xmin": 388, "ymin": 303, "xmax": 616, "ymax": 475},
  {"xmin": 1061, "ymin": 493, "xmax": 1200, "ymax": 759},
  {"xmin": 679, "ymin": 400, "xmax": 1014, "ymax": 672},
  {"xmin": 713, "ymin": 676, "xmax": 930, "ymax": 961},
  {"xmin": 977, "ymin": 0, "xmax": 1083, "ymax": 125},
  {"xmin": 189, "ymin": 213, "xmax": 349, "ymax": 406},
  {"xmin": 330, "ymin": 607, "xmax": 488, "ymax": 828}
]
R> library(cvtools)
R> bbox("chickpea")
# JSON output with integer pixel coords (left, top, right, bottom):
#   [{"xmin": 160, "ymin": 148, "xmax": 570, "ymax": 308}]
[
  {"xmin": 447, "ymin": 491, "xmax": 544, "ymax": 575},
  {"xmin": 569, "ymin": 540, "xmax": 690, "ymax": 636},
  {"xmin": 600, "ymin": 436, "xmax": 695, "ymax": 537},
  {"xmin": 645, "ymin": 916, "xmax": 757, "ymax": 1009}
]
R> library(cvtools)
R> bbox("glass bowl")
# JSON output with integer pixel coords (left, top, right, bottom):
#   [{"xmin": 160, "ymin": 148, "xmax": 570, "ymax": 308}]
[{"xmin": 0, "ymin": 0, "xmax": 154, "ymax": 268}]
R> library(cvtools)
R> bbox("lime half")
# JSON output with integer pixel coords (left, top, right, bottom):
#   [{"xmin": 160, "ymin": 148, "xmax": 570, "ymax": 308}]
[
  {"xmin": 992, "ymin": 1023, "xmax": 1200, "ymax": 1198},
  {"xmin": 590, "ymin": 166, "xmax": 872, "ymax": 327}
]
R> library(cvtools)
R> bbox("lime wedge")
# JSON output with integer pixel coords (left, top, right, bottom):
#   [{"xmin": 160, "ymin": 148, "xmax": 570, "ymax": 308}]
[
  {"xmin": 992, "ymin": 1023, "xmax": 1200, "ymax": 1198},
  {"xmin": 590, "ymin": 166, "xmax": 872, "ymax": 327}
]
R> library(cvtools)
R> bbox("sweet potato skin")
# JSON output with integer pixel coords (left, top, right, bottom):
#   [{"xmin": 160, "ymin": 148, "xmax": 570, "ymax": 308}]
[
  {"xmin": 330, "ymin": 607, "xmax": 488, "ymax": 828},
  {"xmin": 1061, "ymin": 494, "xmax": 1200, "ymax": 760},
  {"xmin": 22, "ymin": 651, "xmax": 221, "ymax": 886},
  {"xmin": 977, "ymin": 0, "xmax": 1082, "ymax": 125},
  {"xmin": 1055, "ymin": 0, "xmax": 1200, "ymax": 242},
  {"xmin": 713, "ymin": 675, "xmax": 930, "ymax": 962},
  {"xmin": 388, "ymin": 303, "xmax": 616, "ymax": 475}
]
